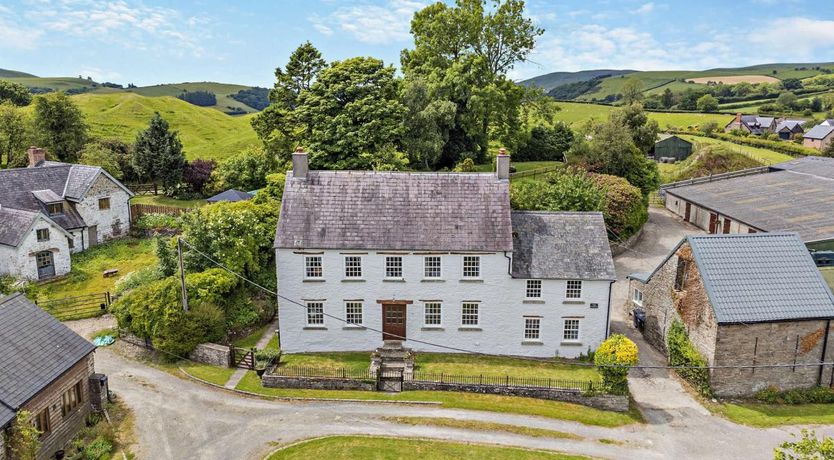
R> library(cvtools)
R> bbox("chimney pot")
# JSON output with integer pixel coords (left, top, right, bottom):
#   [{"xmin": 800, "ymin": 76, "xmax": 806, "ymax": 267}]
[
  {"xmin": 496, "ymin": 148, "xmax": 510, "ymax": 181},
  {"xmin": 27, "ymin": 147, "xmax": 46, "ymax": 168},
  {"xmin": 292, "ymin": 148, "xmax": 309, "ymax": 180}
]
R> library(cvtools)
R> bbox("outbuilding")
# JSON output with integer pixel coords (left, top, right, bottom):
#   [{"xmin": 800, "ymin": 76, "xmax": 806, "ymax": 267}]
[{"xmin": 652, "ymin": 135, "xmax": 693, "ymax": 162}]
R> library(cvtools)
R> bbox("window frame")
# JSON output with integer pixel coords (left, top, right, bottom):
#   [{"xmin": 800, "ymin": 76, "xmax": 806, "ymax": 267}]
[
  {"xmin": 61, "ymin": 381, "xmax": 83, "ymax": 418},
  {"xmin": 525, "ymin": 279, "xmax": 542, "ymax": 299},
  {"xmin": 98, "ymin": 197, "xmax": 111, "ymax": 210},
  {"xmin": 36, "ymin": 228, "xmax": 50, "ymax": 242},
  {"xmin": 34, "ymin": 407, "xmax": 50, "ymax": 437},
  {"xmin": 343, "ymin": 256, "xmax": 363, "ymax": 279},
  {"xmin": 424, "ymin": 302, "xmax": 442, "ymax": 327},
  {"xmin": 461, "ymin": 302, "xmax": 480, "ymax": 327},
  {"xmin": 306, "ymin": 301, "xmax": 325, "ymax": 326},
  {"xmin": 563, "ymin": 319, "xmax": 580, "ymax": 342},
  {"xmin": 523, "ymin": 316, "xmax": 541, "ymax": 341},
  {"xmin": 385, "ymin": 256, "xmax": 403, "ymax": 279},
  {"xmin": 304, "ymin": 255, "xmax": 323, "ymax": 279},
  {"xmin": 345, "ymin": 301, "xmax": 363, "ymax": 326},
  {"xmin": 462, "ymin": 255, "xmax": 481, "ymax": 279},
  {"xmin": 423, "ymin": 256, "xmax": 442, "ymax": 279},
  {"xmin": 47, "ymin": 203, "xmax": 63, "ymax": 215},
  {"xmin": 565, "ymin": 280, "xmax": 583, "ymax": 300},
  {"xmin": 632, "ymin": 288, "xmax": 643, "ymax": 306}
]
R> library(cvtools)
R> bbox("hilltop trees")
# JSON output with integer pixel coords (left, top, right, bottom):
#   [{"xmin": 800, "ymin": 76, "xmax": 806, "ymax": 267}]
[
  {"xmin": 0, "ymin": 102, "xmax": 34, "ymax": 167},
  {"xmin": 32, "ymin": 92, "xmax": 88, "ymax": 162},
  {"xmin": 0, "ymin": 80, "xmax": 32, "ymax": 106},
  {"xmin": 132, "ymin": 112, "xmax": 186, "ymax": 190}
]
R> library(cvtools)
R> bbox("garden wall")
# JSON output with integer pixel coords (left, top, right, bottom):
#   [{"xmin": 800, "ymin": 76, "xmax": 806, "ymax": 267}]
[
  {"xmin": 610, "ymin": 226, "xmax": 645, "ymax": 257},
  {"xmin": 261, "ymin": 375, "xmax": 375, "ymax": 391},
  {"xmin": 190, "ymin": 343, "xmax": 231, "ymax": 367}
]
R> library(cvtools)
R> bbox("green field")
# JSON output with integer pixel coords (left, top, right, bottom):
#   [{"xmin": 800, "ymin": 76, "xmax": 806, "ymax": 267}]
[
  {"xmin": 675, "ymin": 135, "xmax": 793, "ymax": 165},
  {"xmin": 551, "ymin": 102, "xmax": 730, "ymax": 129},
  {"xmin": 69, "ymin": 92, "xmax": 260, "ymax": 161},
  {"xmin": 126, "ymin": 82, "xmax": 259, "ymax": 114},
  {"xmin": 712, "ymin": 402, "xmax": 834, "ymax": 427}
]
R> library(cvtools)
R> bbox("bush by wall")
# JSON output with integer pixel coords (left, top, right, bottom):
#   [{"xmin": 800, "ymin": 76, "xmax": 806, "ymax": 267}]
[
  {"xmin": 667, "ymin": 320, "xmax": 712, "ymax": 396},
  {"xmin": 594, "ymin": 334, "xmax": 639, "ymax": 395},
  {"xmin": 755, "ymin": 386, "xmax": 834, "ymax": 405},
  {"xmin": 592, "ymin": 174, "xmax": 648, "ymax": 240}
]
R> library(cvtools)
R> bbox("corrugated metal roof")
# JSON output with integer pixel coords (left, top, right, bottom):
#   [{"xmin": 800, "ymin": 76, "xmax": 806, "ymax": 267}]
[
  {"xmin": 510, "ymin": 211, "xmax": 615, "ymax": 281},
  {"xmin": 688, "ymin": 233, "xmax": 834, "ymax": 323}
]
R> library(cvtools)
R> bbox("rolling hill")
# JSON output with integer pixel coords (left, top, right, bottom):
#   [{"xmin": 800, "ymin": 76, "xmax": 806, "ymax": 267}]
[{"xmin": 520, "ymin": 69, "xmax": 635, "ymax": 92}]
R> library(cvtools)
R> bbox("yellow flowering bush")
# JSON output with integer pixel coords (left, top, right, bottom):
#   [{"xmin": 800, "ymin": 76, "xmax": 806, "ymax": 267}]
[{"xmin": 594, "ymin": 334, "xmax": 639, "ymax": 395}]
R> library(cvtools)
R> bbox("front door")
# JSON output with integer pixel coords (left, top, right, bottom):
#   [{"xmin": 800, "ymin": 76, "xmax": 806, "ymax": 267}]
[
  {"xmin": 36, "ymin": 251, "xmax": 55, "ymax": 279},
  {"xmin": 708, "ymin": 213, "xmax": 719, "ymax": 234},
  {"xmin": 382, "ymin": 304, "xmax": 407, "ymax": 341},
  {"xmin": 684, "ymin": 203, "xmax": 691, "ymax": 222},
  {"xmin": 722, "ymin": 218, "xmax": 732, "ymax": 234},
  {"xmin": 88, "ymin": 225, "xmax": 98, "ymax": 247}
]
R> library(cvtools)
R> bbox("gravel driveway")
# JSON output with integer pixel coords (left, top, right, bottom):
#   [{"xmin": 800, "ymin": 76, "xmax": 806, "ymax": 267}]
[{"xmin": 64, "ymin": 208, "xmax": 834, "ymax": 460}]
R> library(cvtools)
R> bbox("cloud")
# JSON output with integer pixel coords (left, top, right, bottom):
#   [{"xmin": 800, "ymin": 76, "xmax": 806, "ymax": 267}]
[
  {"xmin": 311, "ymin": 0, "xmax": 425, "ymax": 44},
  {"xmin": 633, "ymin": 2, "xmax": 654, "ymax": 14},
  {"xmin": 751, "ymin": 17, "xmax": 834, "ymax": 57},
  {"xmin": 77, "ymin": 66, "xmax": 122, "ymax": 82},
  {"xmin": 0, "ymin": 7, "xmax": 42, "ymax": 49}
]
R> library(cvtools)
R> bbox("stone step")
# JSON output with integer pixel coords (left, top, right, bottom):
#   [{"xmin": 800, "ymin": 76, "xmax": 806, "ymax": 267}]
[
  {"xmin": 378, "ymin": 349, "xmax": 409, "ymax": 359},
  {"xmin": 382, "ymin": 340, "xmax": 405, "ymax": 349}
]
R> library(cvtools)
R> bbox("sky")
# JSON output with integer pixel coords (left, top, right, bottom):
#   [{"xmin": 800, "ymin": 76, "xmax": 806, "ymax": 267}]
[{"xmin": 2, "ymin": 0, "xmax": 834, "ymax": 87}]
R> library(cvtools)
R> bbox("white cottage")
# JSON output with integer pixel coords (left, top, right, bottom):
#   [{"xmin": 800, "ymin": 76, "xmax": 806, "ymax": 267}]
[
  {"xmin": 0, "ymin": 147, "xmax": 133, "ymax": 281},
  {"xmin": 274, "ymin": 151, "xmax": 616, "ymax": 358}
]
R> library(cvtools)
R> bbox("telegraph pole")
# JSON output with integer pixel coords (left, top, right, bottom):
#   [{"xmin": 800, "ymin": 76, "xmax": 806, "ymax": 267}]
[{"xmin": 177, "ymin": 237, "xmax": 189, "ymax": 312}]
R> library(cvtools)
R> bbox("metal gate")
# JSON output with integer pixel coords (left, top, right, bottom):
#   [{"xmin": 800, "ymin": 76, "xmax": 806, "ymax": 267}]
[{"xmin": 376, "ymin": 369, "xmax": 404, "ymax": 392}]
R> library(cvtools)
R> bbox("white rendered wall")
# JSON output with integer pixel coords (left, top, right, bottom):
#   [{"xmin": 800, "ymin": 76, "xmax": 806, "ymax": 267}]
[{"xmin": 0, "ymin": 217, "xmax": 71, "ymax": 280}]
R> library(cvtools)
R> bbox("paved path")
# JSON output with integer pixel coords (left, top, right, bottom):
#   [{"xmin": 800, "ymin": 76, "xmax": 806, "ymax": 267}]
[
  {"xmin": 225, "ymin": 318, "xmax": 279, "ymax": 389},
  {"xmin": 64, "ymin": 209, "xmax": 834, "ymax": 459}
]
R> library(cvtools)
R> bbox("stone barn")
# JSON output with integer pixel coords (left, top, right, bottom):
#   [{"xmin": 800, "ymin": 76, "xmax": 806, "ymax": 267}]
[{"xmin": 628, "ymin": 233, "xmax": 834, "ymax": 397}]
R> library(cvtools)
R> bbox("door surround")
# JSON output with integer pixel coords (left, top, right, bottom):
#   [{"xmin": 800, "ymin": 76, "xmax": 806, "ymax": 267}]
[{"xmin": 376, "ymin": 299, "xmax": 412, "ymax": 341}]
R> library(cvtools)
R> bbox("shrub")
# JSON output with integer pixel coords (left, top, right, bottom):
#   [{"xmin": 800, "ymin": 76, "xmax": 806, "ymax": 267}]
[
  {"xmin": 83, "ymin": 436, "xmax": 113, "ymax": 460},
  {"xmin": 133, "ymin": 213, "xmax": 182, "ymax": 232},
  {"xmin": 114, "ymin": 265, "xmax": 163, "ymax": 295},
  {"xmin": 515, "ymin": 123, "xmax": 573, "ymax": 162},
  {"xmin": 453, "ymin": 157, "xmax": 476, "ymax": 172},
  {"xmin": 592, "ymin": 174, "xmax": 647, "ymax": 240},
  {"xmin": 7, "ymin": 411, "xmax": 40, "ymax": 460},
  {"xmin": 775, "ymin": 430, "xmax": 834, "ymax": 460},
  {"xmin": 252, "ymin": 172, "xmax": 286, "ymax": 204},
  {"xmin": 510, "ymin": 167, "xmax": 606, "ymax": 212},
  {"xmin": 594, "ymin": 334, "xmax": 638, "ymax": 395},
  {"xmin": 667, "ymin": 320, "xmax": 711, "ymax": 396},
  {"xmin": 755, "ymin": 386, "xmax": 834, "ymax": 405},
  {"xmin": 156, "ymin": 236, "xmax": 176, "ymax": 277}
]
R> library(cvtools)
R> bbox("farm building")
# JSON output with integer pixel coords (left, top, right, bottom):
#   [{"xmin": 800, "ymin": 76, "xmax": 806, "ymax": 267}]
[
  {"xmin": 627, "ymin": 233, "xmax": 834, "ymax": 397},
  {"xmin": 803, "ymin": 124, "xmax": 834, "ymax": 151},
  {"xmin": 662, "ymin": 156, "xmax": 834, "ymax": 251},
  {"xmin": 651, "ymin": 135, "xmax": 693, "ymax": 162},
  {"xmin": 724, "ymin": 113, "xmax": 776, "ymax": 135},
  {"xmin": 774, "ymin": 120, "xmax": 806, "ymax": 140}
]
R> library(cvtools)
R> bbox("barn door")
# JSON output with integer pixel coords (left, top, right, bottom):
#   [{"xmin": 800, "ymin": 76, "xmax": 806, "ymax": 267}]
[
  {"xmin": 709, "ymin": 213, "xmax": 719, "ymax": 234},
  {"xmin": 684, "ymin": 203, "xmax": 691, "ymax": 222},
  {"xmin": 36, "ymin": 251, "xmax": 55, "ymax": 279},
  {"xmin": 722, "ymin": 219, "xmax": 732, "ymax": 234},
  {"xmin": 88, "ymin": 225, "xmax": 98, "ymax": 246}
]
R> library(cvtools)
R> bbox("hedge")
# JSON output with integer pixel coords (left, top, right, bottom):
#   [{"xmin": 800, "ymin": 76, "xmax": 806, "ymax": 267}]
[
  {"xmin": 667, "ymin": 129, "xmax": 820, "ymax": 157},
  {"xmin": 667, "ymin": 320, "xmax": 712, "ymax": 396}
]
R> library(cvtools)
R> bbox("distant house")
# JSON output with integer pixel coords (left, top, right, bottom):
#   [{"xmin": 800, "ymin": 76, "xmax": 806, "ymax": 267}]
[
  {"xmin": 822, "ymin": 119, "xmax": 834, "ymax": 127},
  {"xmin": 0, "ymin": 293, "xmax": 101, "ymax": 460},
  {"xmin": 652, "ymin": 135, "xmax": 693, "ymax": 162},
  {"xmin": 0, "ymin": 147, "xmax": 133, "ymax": 281},
  {"xmin": 803, "ymin": 124, "xmax": 834, "ymax": 151},
  {"xmin": 628, "ymin": 233, "xmax": 834, "ymax": 397},
  {"xmin": 774, "ymin": 119, "xmax": 806, "ymax": 140},
  {"xmin": 724, "ymin": 113, "xmax": 776, "ymax": 135},
  {"xmin": 206, "ymin": 189, "xmax": 253, "ymax": 204}
]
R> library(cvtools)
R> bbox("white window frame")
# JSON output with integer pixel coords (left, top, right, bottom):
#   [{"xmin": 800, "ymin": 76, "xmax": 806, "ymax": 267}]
[
  {"xmin": 563, "ymin": 319, "xmax": 580, "ymax": 341},
  {"xmin": 306, "ymin": 302, "xmax": 324, "ymax": 326},
  {"xmin": 424, "ymin": 302, "xmax": 442, "ymax": 327},
  {"xmin": 523, "ymin": 316, "xmax": 541, "ymax": 341},
  {"xmin": 632, "ymin": 288, "xmax": 643, "ymax": 306},
  {"xmin": 385, "ymin": 256, "xmax": 403, "ymax": 279},
  {"xmin": 462, "ymin": 256, "xmax": 481, "ymax": 279},
  {"xmin": 525, "ymin": 279, "xmax": 542, "ymax": 299},
  {"xmin": 345, "ymin": 301, "xmax": 363, "ymax": 326},
  {"xmin": 461, "ymin": 302, "xmax": 480, "ymax": 327},
  {"xmin": 344, "ymin": 256, "xmax": 363, "ymax": 279},
  {"xmin": 423, "ymin": 256, "xmax": 442, "ymax": 279},
  {"xmin": 305, "ymin": 256, "xmax": 323, "ymax": 279},
  {"xmin": 565, "ymin": 280, "xmax": 583, "ymax": 299}
]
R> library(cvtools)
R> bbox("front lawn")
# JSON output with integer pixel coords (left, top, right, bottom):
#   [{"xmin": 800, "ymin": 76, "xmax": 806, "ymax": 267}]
[
  {"xmin": 415, "ymin": 353, "xmax": 602, "ymax": 383},
  {"xmin": 130, "ymin": 195, "xmax": 206, "ymax": 208},
  {"xmin": 236, "ymin": 372, "xmax": 639, "ymax": 427},
  {"xmin": 279, "ymin": 352, "xmax": 371, "ymax": 373},
  {"xmin": 267, "ymin": 436, "xmax": 588, "ymax": 460},
  {"xmin": 33, "ymin": 238, "xmax": 156, "ymax": 301},
  {"xmin": 384, "ymin": 417, "xmax": 581, "ymax": 440},
  {"xmin": 233, "ymin": 323, "xmax": 272, "ymax": 349},
  {"xmin": 712, "ymin": 402, "xmax": 834, "ymax": 428}
]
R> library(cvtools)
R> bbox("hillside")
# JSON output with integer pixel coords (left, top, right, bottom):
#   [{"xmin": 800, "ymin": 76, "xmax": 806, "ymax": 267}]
[
  {"xmin": 0, "ymin": 68, "xmax": 37, "ymax": 78},
  {"xmin": 126, "ymin": 82, "xmax": 263, "ymax": 115},
  {"xmin": 520, "ymin": 69, "xmax": 634, "ymax": 92},
  {"xmin": 67, "ymin": 93, "xmax": 260, "ymax": 161},
  {"xmin": 551, "ymin": 101, "xmax": 731, "ymax": 129}
]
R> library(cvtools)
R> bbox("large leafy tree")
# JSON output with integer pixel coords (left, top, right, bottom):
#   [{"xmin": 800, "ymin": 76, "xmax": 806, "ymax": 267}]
[
  {"xmin": 78, "ymin": 141, "xmax": 123, "ymax": 179},
  {"xmin": 0, "ymin": 80, "xmax": 32, "ymax": 106},
  {"xmin": 132, "ymin": 112, "xmax": 185, "ymax": 190},
  {"xmin": 214, "ymin": 146, "xmax": 276, "ymax": 191},
  {"xmin": 32, "ymin": 92, "xmax": 87, "ymax": 162},
  {"xmin": 401, "ymin": 0, "xmax": 543, "ymax": 167},
  {"xmin": 611, "ymin": 103, "xmax": 659, "ymax": 155},
  {"xmin": 0, "ymin": 102, "xmax": 35, "ymax": 167}
]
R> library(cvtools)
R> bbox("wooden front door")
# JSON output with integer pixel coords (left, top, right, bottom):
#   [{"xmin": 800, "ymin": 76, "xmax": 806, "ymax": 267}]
[
  {"xmin": 684, "ymin": 203, "xmax": 691, "ymax": 222},
  {"xmin": 708, "ymin": 213, "xmax": 719, "ymax": 234},
  {"xmin": 722, "ymin": 218, "xmax": 732, "ymax": 234},
  {"xmin": 36, "ymin": 251, "xmax": 55, "ymax": 279},
  {"xmin": 382, "ymin": 304, "xmax": 407, "ymax": 341}
]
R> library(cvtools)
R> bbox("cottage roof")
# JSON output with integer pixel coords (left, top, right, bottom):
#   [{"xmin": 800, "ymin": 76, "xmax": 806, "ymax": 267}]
[
  {"xmin": 510, "ymin": 211, "xmax": 615, "ymax": 281},
  {"xmin": 207, "ymin": 189, "xmax": 253, "ymax": 203},
  {"xmin": 0, "ymin": 293, "xmax": 95, "ymax": 426},
  {"xmin": 31, "ymin": 189, "xmax": 62, "ymax": 204},
  {"xmin": 275, "ymin": 170, "xmax": 513, "ymax": 251},
  {"xmin": 804, "ymin": 124, "xmax": 834, "ymax": 140},
  {"xmin": 775, "ymin": 120, "xmax": 805, "ymax": 133},
  {"xmin": 631, "ymin": 233, "xmax": 834, "ymax": 324}
]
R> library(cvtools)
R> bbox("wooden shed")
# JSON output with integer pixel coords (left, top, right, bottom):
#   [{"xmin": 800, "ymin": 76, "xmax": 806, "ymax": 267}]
[{"xmin": 652, "ymin": 135, "xmax": 693, "ymax": 162}]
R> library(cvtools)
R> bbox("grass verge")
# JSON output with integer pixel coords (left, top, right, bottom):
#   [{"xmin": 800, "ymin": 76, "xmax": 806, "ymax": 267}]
[
  {"xmin": 179, "ymin": 362, "xmax": 236, "ymax": 386},
  {"xmin": 415, "ymin": 353, "xmax": 601, "ymax": 382},
  {"xmin": 279, "ymin": 352, "xmax": 371, "ymax": 373},
  {"xmin": 235, "ymin": 372, "xmax": 640, "ymax": 427},
  {"xmin": 383, "ymin": 416, "xmax": 582, "ymax": 440},
  {"xmin": 266, "ymin": 435, "xmax": 589, "ymax": 460},
  {"xmin": 711, "ymin": 402, "xmax": 834, "ymax": 428}
]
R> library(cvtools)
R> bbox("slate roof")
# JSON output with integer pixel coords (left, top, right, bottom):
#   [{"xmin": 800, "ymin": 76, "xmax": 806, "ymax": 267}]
[
  {"xmin": 511, "ymin": 211, "xmax": 615, "ymax": 281},
  {"xmin": 804, "ymin": 124, "xmax": 834, "ymax": 140},
  {"xmin": 727, "ymin": 115, "xmax": 775, "ymax": 135},
  {"xmin": 31, "ymin": 189, "xmax": 62, "ymax": 203},
  {"xmin": 0, "ymin": 207, "xmax": 38, "ymax": 247},
  {"xmin": 775, "ymin": 120, "xmax": 805, "ymax": 133},
  {"xmin": 630, "ymin": 233, "xmax": 834, "ymax": 324},
  {"xmin": 207, "ymin": 189, "xmax": 253, "ymax": 203},
  {"xmin": 275, "ymin": 171, "xmax": 513, "ymax": 251},
  {"xmin": 0, "ymin": 293, "xmax": 95, "ymax": 427}
]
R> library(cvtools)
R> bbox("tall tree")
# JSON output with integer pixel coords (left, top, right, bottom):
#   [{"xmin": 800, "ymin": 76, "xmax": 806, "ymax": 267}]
[
  {"xmin": 270, "ymin": 41, "xmax": 327, "ymax": 110},
  {"xmin": 132, "ymin": 112, "xmax": 185, "ymax": 190},
  {"xmin": 400, "ymin": 76, "xmax": 456, "ymax": 169},
  {"xmin": 78, "ymin": 141, "xmax": 123, "ymax": 179},
  {"xmin": 611, "ymin": 103, "xmax": 660, "ymax": 155},
  {"xmin": 0, "ymin": 102, "xmax": 35, "ymax": 167},
  {"xmin": 620, "ymin": 77, "xmax": 644, "ymax": 105},
  {"xmin": 32, "ymin": 92, "xmax": 87, "ymax": 162},
  {"xmin": 0, "ymin": 80, "xmax": 32, "ymax": 106},
  {"xmin": 661, "ymin": 88, "xmax": 674, "ymax": 109}
]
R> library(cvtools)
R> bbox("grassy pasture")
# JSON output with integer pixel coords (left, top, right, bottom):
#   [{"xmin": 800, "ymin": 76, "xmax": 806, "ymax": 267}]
[{"xmin": 126, "ymin": 81, "xmax": 259, "ymax": 114}]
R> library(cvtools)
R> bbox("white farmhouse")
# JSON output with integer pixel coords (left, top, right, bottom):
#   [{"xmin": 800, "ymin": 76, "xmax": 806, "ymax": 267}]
[
  {"xmin": 0, "ymin": 147, "xmax": 133, "ymax": 281},
  {"xmin": 274, "ymin": 150, "xmax": 616, "ymax": 358}
]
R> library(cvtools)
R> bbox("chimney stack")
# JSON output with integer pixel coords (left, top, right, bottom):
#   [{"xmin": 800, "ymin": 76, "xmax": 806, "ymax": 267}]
[
  {"xmin": 27, "ymin": 146, "xmax": 46, "ymax": 168},
  {"xmin": 496, "ymin": 148, "xmax": 510, "ymax": 181},
  {"xmin": 292, "ymin": 146, "xmax": 308, "ymax": 180},
  {"xmin": 735, "ymin": 112, "xmax": 742, "ymax": 124}
]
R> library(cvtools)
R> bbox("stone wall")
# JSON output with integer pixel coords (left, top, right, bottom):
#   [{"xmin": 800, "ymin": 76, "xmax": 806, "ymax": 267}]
[
  {"xmin": 0, "ymin": 432, "xmax": 5, "ymax": 460},
  {"xmin": 712, "ymin": 320, "xmax": 834, "ymax": 397},
  {"xmin": 402, "ymin": 381, "xmax": 629, "ymax": 412},
  {"xmin": 190, "ymin": 343, "xmax": 232, "ymax": 367},
  {"xmin": 261, "ymin": 375, "xmax": 375, "ymax": 391},
  {"xmin": 0, "ymin": 215, "xmax": 72, "ymax": 281},
  {"xmin": 75, "ymin": 173, "xmax": 132, "ymax": 247},
  {"xmin": 21, "ymin": 353, "xmax": 95, "ymax": 460}
]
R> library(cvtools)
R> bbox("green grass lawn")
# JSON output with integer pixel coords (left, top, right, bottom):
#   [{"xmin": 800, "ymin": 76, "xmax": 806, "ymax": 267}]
[
  {"xmin": 33, "ymin": 238, "xmax": 156, "ymax": 301},
  {"xmin": 676, "ymin": 134, "xmax": 793, "ymax": 165},
  {"xmin": 267, "ymin": 436, "xmax": 589, "ymax": 460},
  {"xmin": 384, "ymin": 417, "xmax": 582, "ymax": 440},
  {"xmin": 279, "ymin": 352, "xmax": 371, "ymax": 373},
  {"xmin": 180, "ymin": 362, "xmax": 235, "ymax": 386},
  {"xmin": 550, "ymin": 102, "xmax": 730, "ymax": 130},
  {"xmin": 820, "ymin": 267, "xmax": 834, "ymax": 293},
  {"xmin": 236, "ymin": 372, "xmax": 639, "ymax": 427},
  {"xmin": 130, "ymin": 195, "xmax": 207, "ymax": 208},
  {"xmin": 415, "ymin": 353, "xmax": 602, "ymax": 383},
  {"xmin": 472, "ymin": 160, "xmax": 562, "ymax": 173},
  {"xmin": 234, "ymin": 323, "xmax": 272, "ymax": 349},
  {"xmin": 712, "ymin": 402, "xmax": 834, "ymax": 428},
  {"xmin": 126, "ymin": 82, "xmax": 259, "ymax": 115}
]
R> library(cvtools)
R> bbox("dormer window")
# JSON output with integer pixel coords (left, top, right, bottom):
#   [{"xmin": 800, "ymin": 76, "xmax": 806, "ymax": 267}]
[{"xmin": 47, "ymin": 203, "xmax": 63, "ymax": 215}]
